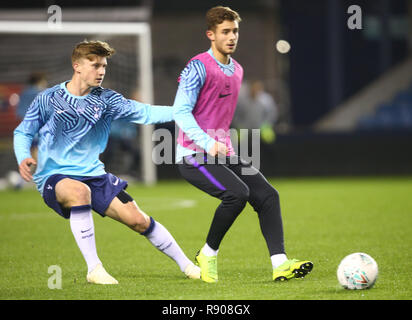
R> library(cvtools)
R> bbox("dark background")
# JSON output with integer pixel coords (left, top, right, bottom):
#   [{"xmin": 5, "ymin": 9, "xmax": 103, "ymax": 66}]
[{"xmin": 1, "ymin": 0, "xmax": 411, "ymax": 178}]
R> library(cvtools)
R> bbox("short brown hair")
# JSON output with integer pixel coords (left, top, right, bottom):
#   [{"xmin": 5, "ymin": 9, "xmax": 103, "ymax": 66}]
[
  {"xmin": 206, "ymin": 6, "xmax": 241, "ymax": 31},
  {"xmin": 71, "ymin": 40, "xmax": 115, "ymax": 63}
]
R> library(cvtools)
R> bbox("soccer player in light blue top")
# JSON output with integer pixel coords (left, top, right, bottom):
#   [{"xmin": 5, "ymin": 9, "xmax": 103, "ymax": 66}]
[{"xmin": 14, "ymin": 40, "xmax": 200, "ymax": 284}]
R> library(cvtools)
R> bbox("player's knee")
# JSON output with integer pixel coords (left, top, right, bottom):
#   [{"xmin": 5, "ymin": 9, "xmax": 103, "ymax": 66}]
[
  {"xmin": 269, "ymin": 187, "xmax": 280, "ymax": 202},
  {"xmin": 71, "ymin": 183, "xmax": 92, "ymax": 204},
  {"xmin": 257, "ymin": 186, "xmax": 280, "ymax": 209},
  {"xmin": 236, "ymin": 185, "xmax": 250, "ymax": 202},
  {"xmin": 56, "ymin": 179, "xmax": 92, "ymax": 207},
  {"xmin": 239, "ymin": 188, "xmax": 250, "ymax": 203},
  {"xmin": 223, "ymin": 187, "xmax": 249, "ymax": 205}
]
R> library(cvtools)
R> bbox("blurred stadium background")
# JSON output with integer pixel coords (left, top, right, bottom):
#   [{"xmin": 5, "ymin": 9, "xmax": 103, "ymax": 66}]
[{"xmin": 0, "ymin": 0, "xmax": 411, "ymax": 187}]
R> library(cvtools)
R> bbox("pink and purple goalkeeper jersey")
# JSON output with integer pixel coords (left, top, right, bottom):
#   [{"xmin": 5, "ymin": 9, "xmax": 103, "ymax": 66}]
[{"xmin": 174, "ymin": 49, "xmax": 243, "ymax": 162}]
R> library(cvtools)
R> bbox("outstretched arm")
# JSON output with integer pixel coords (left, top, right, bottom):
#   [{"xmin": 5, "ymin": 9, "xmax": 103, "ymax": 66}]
[
  {"xmin": 128, "ymin": 102, "xmax": 173, "ymax": 125},
  {"xmin": 106, "ymin": 91, "xmax": 173, "ymax": 125}
]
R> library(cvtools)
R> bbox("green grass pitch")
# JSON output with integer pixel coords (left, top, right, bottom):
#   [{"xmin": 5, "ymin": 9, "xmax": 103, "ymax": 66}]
[{"xmin": 0, "ymin": 176, "xmax": 411, "ymax": 300}]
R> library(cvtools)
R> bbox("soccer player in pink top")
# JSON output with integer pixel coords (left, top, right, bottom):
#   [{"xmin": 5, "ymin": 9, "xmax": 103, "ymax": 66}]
[{"xmin": 173, "ymin": 6, "xmax": 313, "ymax": 283}]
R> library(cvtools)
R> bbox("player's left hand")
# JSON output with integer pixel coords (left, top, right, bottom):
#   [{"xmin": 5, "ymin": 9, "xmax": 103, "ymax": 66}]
[{"xmin": 208, "ymin": 141, "xmax": 228, "ymax": 157}]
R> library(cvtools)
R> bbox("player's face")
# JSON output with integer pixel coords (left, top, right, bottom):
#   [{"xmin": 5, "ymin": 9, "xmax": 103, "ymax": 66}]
[
  {"xmin": 208, "ymin": 20, "xmax": 239, "ymax": 60},
  {"xmin": 75, "ymin": 56, "xmax": 107, "ymax": 87}
]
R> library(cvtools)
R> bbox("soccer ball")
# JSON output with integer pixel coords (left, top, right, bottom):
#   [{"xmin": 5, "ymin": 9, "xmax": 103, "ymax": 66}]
[{"xmin": 337, "ymin": 252, "xmax": 378, "ymax": 290}]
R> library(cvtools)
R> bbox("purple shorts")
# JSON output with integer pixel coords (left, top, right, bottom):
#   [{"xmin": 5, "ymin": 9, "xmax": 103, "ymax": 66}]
[{"xmin": 42, "ymin": 173, "xmax": 128, "ymax": 219}]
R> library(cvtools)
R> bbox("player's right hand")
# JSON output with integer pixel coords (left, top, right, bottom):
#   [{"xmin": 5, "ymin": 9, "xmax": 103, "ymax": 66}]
[
  {"xmin": 208, "ymin": 141, "xmax": 228, "ymax": 157},
  {"xmin": 19, "ymin": 158, "xmax": 37, "ymax": 182}
]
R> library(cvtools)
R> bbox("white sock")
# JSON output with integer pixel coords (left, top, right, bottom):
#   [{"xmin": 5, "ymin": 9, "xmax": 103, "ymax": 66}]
[
  {"xmin": 202, "ymin": 243, "xmax": 219, "ymax": 257},
  {"xmin": 142, "ymin": 217, "xmax": 193, "ymax": 272},
  {"xmin": 271, "ymin": 253, "xmax": 287, "ymax": 269},
  {"xmin": 69, "ymin": 205, "xmax": 101, "ymax": 273}
]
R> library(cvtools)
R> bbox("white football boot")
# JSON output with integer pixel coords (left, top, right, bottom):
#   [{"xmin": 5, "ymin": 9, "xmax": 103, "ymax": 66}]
[
  {"xmin": 87, "ymin": 264, "xmax": 119, "ymax": 284},
  {"xmin": 184, "ymin": 263, "xmax": 201, "ymax": 279}
]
